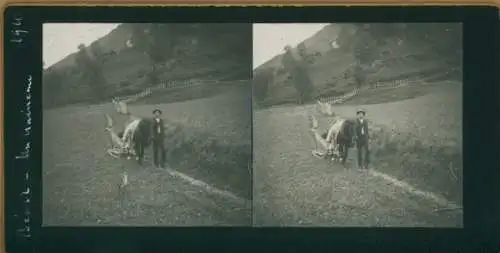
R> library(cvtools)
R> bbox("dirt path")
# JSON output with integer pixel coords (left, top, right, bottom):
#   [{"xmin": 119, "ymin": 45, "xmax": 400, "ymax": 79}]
[
  {"xmin": 253, "ymin": 108, "xmax": 462, "ymax": 227},
  {"xmin": 43, "ymin": 103, "xmax": 251, "ymax": 226}
]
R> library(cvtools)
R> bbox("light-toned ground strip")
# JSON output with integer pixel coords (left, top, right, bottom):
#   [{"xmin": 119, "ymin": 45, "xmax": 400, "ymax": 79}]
[
  {"xmin": 161, "ymin": 166, "xmax": 249, "ymax": 207},
  {"xmin": 368, "ymin": 169, "xmax": 462, "ymax": 210}
]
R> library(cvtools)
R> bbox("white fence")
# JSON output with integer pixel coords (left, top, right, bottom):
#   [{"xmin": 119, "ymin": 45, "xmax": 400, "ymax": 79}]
[
  {"xmin": 115, "ymin": 69, "xmax": 449, "ymax": 106},
  {"xmin": 316, "ymin": 77, "xmax": 417, "ymax": 104},
  {"xmin": 114, "ymin": 78, "xmax": 248, "ymax": 103},
  {"xmin": 316, "ymin": 68, "xmax": 452, "ymax": 105}
]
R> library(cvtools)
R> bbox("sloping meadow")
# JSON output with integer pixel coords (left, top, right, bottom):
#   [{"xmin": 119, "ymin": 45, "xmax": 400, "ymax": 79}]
[
  {"xmin": 355, "ymin": 84, "xmax": 462, "ymax": 205},
  {"xmin": 161, "ymin": 119, "xmax": 252, "ymax": 200}
]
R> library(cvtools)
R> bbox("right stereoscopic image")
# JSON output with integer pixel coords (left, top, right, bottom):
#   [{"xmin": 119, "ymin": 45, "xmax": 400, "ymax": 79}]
[{"xmin": 252, "ymin": 23, "xmax": 463, "ymax": 227}]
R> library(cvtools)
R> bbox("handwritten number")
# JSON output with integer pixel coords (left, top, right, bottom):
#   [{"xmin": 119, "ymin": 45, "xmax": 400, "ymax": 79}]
[
  {"xmin": 17, "ymin": 225, "xmax": 30, "ymax": 233},
  {"xmin": 13, "ymin": 17, "xmax": 23, "ymax": 26},
  {"xmin": 10, "ymin": 38, "xmax": 23, "ymax": 43},
  {"xmin": 12, "ymin": 29, "xmax": 28, "ymax": 36},
  {"xmin": 21, "ymin": 188, "xmax": 30, "ymax": 195},
  {"xmin": 10, "ymin": 17, "xmax": 27, "ymax": 44}
]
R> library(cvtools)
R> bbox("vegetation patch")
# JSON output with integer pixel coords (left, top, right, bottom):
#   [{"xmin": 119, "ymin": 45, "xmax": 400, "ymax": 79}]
[
  {"xmin": 162, "ymin": 120, "xmax": 251, "ymax": 199},
  {"xmin": 368, "ymin": 122, "xmax": 462, "ymax": 205}
]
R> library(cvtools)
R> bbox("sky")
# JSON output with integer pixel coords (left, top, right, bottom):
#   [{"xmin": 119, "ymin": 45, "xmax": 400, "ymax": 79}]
[
  {"xmin": 43, "ymin": 23, "xmax": 328, "ymax": 69},
  {"xmin": 43, "ymin": 23, "xmax": 119, "ymax": 68},
  {"xmin": 252, "ymin": 23, "xmax": 329, "ymax": 69}
]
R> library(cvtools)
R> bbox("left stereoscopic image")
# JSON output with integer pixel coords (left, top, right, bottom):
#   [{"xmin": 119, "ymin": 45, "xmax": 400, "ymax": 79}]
[{"xmin": 42, "ymin": 23, "xmax": 252, "ymax": 226}]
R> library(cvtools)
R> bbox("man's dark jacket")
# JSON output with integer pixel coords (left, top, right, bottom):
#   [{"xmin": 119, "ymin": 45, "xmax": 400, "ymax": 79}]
[
  {"xmin": 354, "ymin": 118, "xmax": 369, "ymax": 143},
  {"xmin": 151, "ymin": 118, "xmax": 165, "ymax": 140}
]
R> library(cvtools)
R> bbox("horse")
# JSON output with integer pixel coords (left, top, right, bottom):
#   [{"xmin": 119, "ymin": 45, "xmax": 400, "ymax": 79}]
[
  {"xmin": 106, "ymin": 99, "xmax": 154, "ymax": 165},
  {"xmin": 130, "ymin": 118, "xmax": 152, "ymax": 165},
  {"xmin": 310, "ymin": 101, "xmax": 356, "ymax": 166}
]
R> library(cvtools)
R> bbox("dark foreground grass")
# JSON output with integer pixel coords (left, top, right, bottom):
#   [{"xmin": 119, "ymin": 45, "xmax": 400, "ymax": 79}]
[
  {"xmin": 368, "ymin": 123, "xmax": 462, "ymax": 205},
  {"xmin": 253, "ymin": 81, "xmax": 462, "ymax": 226},
  {"xmin": 328, "ymin": 81, "xmax": 463, "ymax": 205},
  {"xmin": 253, "ymin": 103, "xmax": 462, "ymax": 226},
  {"xmin": 358, "ymin": 82, "xmax": 462, "ymax": 205},
  {"xmin": 43, "ymin": 104, "xmax": 251, "ymax": 226},
  {"xmin": 43, "ymin": 86, "xmax": 252, "ymax": 226},
  {"xmin": 130, "ymin": 84, "xmax": 252, "ymax": 199},
  {"xmin": 161, "ymin": 119, "xmax": 251, "ymax": 199}
]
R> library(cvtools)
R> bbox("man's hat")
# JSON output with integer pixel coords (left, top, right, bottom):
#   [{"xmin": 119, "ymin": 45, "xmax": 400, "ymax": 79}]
[
  {"xmin": 356, "ymin": 108, "xmax": 366, "ymax": 115},
  {"xmin": 152, "ymin": 108, "xmax": 163, "ymax": 114}
]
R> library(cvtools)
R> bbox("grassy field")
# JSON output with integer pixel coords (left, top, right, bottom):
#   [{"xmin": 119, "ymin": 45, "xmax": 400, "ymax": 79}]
[
  {"xmin": 253, "ymin": 80, "xmax": 462, "ymax": 227},
  {"xmin": 43, "ymin": 85, "xmax": 252, "ymax": 226}
]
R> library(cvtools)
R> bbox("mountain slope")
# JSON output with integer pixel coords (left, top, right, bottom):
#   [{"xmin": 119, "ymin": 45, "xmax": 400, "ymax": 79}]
[
  {"xmin": 43, "ymin": 23, "xmax": 252, "ymax": 109},
  {"xmin": 253, "ymin": 23, "xmax": 462, "ymax": 108}
]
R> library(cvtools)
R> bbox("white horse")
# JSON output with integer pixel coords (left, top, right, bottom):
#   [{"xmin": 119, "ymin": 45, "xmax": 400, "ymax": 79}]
[
  {"xmin": 310, "ymin": 101, "xmax": 346, "ymax": 161},
  {"xmin": 105, "ymin": 99, "xmax": 143, "ymax": 159}
]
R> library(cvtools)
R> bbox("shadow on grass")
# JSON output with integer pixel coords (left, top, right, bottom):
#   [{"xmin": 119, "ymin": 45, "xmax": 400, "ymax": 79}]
[
  {"xmin": 368, "ymin": 124, "xmax": 462, "ymax": 205},
  {"xmin": 161, "ymin": 120, "xmax": 252, "ymax": 200}
]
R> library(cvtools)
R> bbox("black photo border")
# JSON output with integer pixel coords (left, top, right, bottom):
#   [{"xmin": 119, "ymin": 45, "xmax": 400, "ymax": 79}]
[{"xmin": 3, "ymin": 5, "xmax": 499, "ymax": 253}]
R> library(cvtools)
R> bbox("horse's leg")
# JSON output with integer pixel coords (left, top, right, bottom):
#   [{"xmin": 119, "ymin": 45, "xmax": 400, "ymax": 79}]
[
  {"xmin": 331, "ymin": 133, "xmax": 339, "ymax": 156},
  {"xmin": 341, "ymin": 143, "xmax": 349, "ymax": 166},
  {"xmin": 308, "ymin": 115, "xmax": 330, "ymax": 158},
  {"xmin": 311, "ymin": 129, "xmax": 329, "ymax": 152},
  {"xmin": 106, "ymin": 128, "xmax": 125, "ymax": 151},
  {"xmin": 134, "ymin": 141, "xmax": 141, "ymax": 164},
  {"xmin": 138, "ymin": 143, "xmax": 144, "ymax": 165},
  {"xmin": 131, "ymin": 131, "xmax": 139, "ymax": 163}
]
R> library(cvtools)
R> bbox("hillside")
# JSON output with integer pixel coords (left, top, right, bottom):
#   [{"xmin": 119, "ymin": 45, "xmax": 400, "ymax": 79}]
[
  {"xmin": 43, "ymin": 23, "xmax": 252, "ymax": 109},
  {"xmin": 253, "ymin": 23, "xmax": 462, "ymax": 108}
]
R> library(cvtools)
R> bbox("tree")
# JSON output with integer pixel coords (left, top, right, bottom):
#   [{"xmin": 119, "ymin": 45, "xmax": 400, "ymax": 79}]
[
  {"xmin": 129, "ymin": 24, "xmax": 150, "ymax": 51},
  {"xmin": 352, "ymin": 28, "xmax": 374, "ymax": 89},
  {"xmin": 281, "ymin": 49, "xmax": 314, "ymax": 104},
  {"xmin": 43, "ymin": 69, "xmax": 63, "ymax": 107},
  {"xmin": 297, "ymin": 42, "xmax": 311, "ymax": 64},
  {"xmin": 75, "ymin": 43, "xmax": 108, "ymax": 99},
  {"xmin": 143, "ymin": 24, "xmax": 177, "ymax": 86},
  {"xmin": 253, "ymin": 69, "xmax": 272, "ymax": 104},
  {"xmin": 75, "ymin": 43, "xmax": 91, "ymax": 69},
  {"xmin": 90, "ymin": 41, "xmax": 104, "ymax": 62}
]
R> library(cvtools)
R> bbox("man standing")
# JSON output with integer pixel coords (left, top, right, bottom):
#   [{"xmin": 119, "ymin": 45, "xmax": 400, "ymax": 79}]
[
  {"xmin": 354, "ymin": 108, "xmax": 370, "ymax": 169},
  {"xmin": 151, "ymin": 109, "xmax": 166, "ymax": 168}
]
